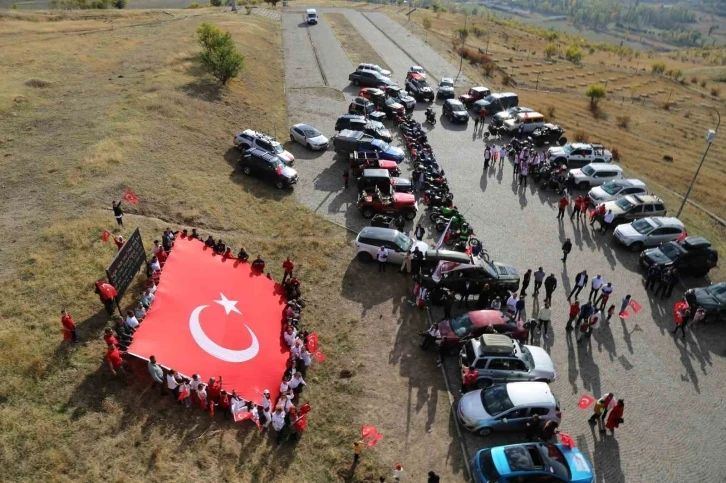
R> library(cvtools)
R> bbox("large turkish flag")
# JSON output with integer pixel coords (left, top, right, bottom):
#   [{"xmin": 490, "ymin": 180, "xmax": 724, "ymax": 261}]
[{"xmin": 127, "ymin": 238, "xmax": 289, "ymax": 404}]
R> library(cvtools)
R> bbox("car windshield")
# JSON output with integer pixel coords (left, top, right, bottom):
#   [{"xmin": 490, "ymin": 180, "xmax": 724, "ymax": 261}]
[
  {"xmin": 477, "ymin": 450, "xmax": 501, "ymax": 480},
  {"xmin": 395, "ymin": 232, "xmax": 414, "ymax": 251},
  {"xmin": 302, "ymin": 127, "xmax": 321, "ymax": 137},
  {"xmin": 451, "ymin": 101, "xmax": 464, "ymax": 110},
  {"xmin": 449, "ymin": 314, "xmax": 474, "ymax": 337},
  {"xmin": 481, "ymin": 260, "xmax": 498, "ymax": 278},
  {"xmin": 600, "ymin": 181, "xmax": 622, "ymax": 195},
  {"xmin": 659, "ymin": 243, "xmax": 683, "ymax": 260},
  {"xmin": 372, "ymin": 139, "xmax": 390, "ymax": 151},
  {"xmin": 581, "ymin": 165, "xmax": 595, "ymax": 176},
  {"xmin": 708, "ymin": 284, "xmax": 726, "ymax": 299},
  {"xmin": 616, "ymin": 198, "xmax": 635, "ymax": 211},
  {"xmin": 272, "ymin": 143, "xmax": 283, "ymax": 154},
  {"xmin": 441, "ymin": 80, "xmax": 453, "ymax": 87},
  {"xmin": 562, "ymin": 145, "xmax": 574, "ymax": 154},
  {"xmin": 631, "ymin": 219, "xmax": 654, "ymax": 234},
  {"xmin": 480, "ymin": 385, "xmax": 514, "ymax": 416},
  {"xmin": 517, "ymin": 344, "xmax": 535, "ymax": 370}
]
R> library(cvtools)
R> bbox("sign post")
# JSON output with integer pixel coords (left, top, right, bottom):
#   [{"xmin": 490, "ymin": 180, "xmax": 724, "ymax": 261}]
[{"xmin": 106, "ymin": 228, "xmax": 147, "ymax": 311}]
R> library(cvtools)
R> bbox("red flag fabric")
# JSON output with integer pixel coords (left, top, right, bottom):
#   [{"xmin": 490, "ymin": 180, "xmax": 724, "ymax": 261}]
[
  {"xmin": 96, "ymin": 281, "xmax": 118, "ymax": 300},
  {"xmin": 674, "ymin": 300, "xmax": 689, "ymax": 324},
  {"xmin": 313, "ymin": 350, "xmax": 327, "ymax": 362},
  {"xmin": 293, "ymin": 415, "xmax": 307, "ymax": 432},
  {"xmin": 676, "ymin": 230, "xmax": 687, "ymax": 242},
  {"xmin": 178, "ymin": 386, "xmax": 189, "ymax": 401},
  {"xmin": 559, "ymin": 432, "xmax": 576, "ymax": 449},
  {"xmin": 127, "ymin": 239, "xmax": 289, "ymax": 405},
  {"xmin": 234, "ymin": 411, "xmax": 254, "ymax": 423},
  {"xmin": 307, "ymin": 332, "xmax": 319, "ymax": 352},
  {"xmin": 299, "ymin": 402, "xmax": 311, "ymax": 415},
  {"xmin": 122, "ymin": 189, "xmax": 139, "ymax": 204},
  {"xmin": 276, "ymin": 165, "xmax": 282, "ymax": 176},
  {"xmin": 629, "ymin": 299, "xmax": 642, "ymax": 313},
  {"xmin": 362, "ymin": 425, "xmax": 378, "ymax": 439},
  {"xmin": 101, "ymin": 229, "xmax": 111, "ymax": 242},
  {"xmin": 577, "ymin": 394, "xmax": 595, "ymax": 410},
  {"xmin": 365, "ymin": 432, "xmax": 384, "ymax": 447},
  {"xmin": 619, "ymin": 310, "xmax": 631, "ymax": 319}
]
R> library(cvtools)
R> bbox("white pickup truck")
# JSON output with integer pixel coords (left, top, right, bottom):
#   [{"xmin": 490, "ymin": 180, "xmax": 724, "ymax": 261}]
[{"xmin": 547, "ymin": 142, "xmax": 612, "ymax": 169}]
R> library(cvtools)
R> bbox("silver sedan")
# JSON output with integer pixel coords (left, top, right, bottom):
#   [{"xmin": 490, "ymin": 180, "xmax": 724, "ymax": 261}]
[{"xmin": 289, "ymin": 124, "xmax": 329, "ymax": 151}]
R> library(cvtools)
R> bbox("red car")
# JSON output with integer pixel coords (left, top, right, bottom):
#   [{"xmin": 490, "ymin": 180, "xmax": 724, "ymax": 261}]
[
  {"xmin": 459, "ymin": 86, "xmax": 491, "ymax": 107},
  {"xmin": 437, "ymin": 310, "xmax": 526, "ymax": 351},
  {"xmin": 357, "ymin": 189, "xmax": 417, "ymax": 220},
  {"xmin": 349, "ymin": 152, "xmax": 400, "ymax": 177}
]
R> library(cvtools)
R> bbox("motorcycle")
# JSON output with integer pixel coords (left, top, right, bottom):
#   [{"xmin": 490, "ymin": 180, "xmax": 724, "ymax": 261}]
[
  {"xmin": 423, "ymin": 190, "xmax": 454, "ymax": 208},
  {"xmin": 429, "ymin": 205, "xmax": 459, "ymax": 222},
  {"xmin": 425, "ymin": 107, "xmax": 437, "ymax": 125},
  {"xmin": 435, "ymin": 214, "xmax": 467, "ymax": 232}
]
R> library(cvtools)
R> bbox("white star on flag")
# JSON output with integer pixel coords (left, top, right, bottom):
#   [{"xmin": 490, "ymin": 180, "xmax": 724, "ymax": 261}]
[{"xmin": 214, "ymin": 293, "xmax": 242, "ymax": 316}]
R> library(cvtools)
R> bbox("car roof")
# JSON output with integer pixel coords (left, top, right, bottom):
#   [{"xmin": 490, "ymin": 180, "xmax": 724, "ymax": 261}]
[
  {"xmin": 358, "ymin": 226, "xmax": 402, "ymax": 242},
  {"xmin": 493, "ymin": 92, "xmax": 517, "ymax": 98},
  {"xmin": 361, "ymin": 168, "xmax": 390, "ymax": 178},
  {"xmin": 471, "ymin": 86, "xmax": 489, "ymax": 92},
  {"xmin": 610, "ymin": 178, "xmax": 646, "ymax": 188},
  {"xmin": 479, "ymin": 333, "xmax": 514, "ymax": 353},
  {"xmin": 410, "ymin": 65, "xmax": 423, "ymax": 70},
  {"xmin": 441, "ymin": 77, "xmax": 454, "ymax": 83},
  {"xmin": 468, "ymin": 310, "xmax": 507, "ymax": 327},
  {"xmin": 626, "ymin": 194, "xmax": 662, "ymax": 204},
  {"xmin": 516, "ymin": 111, "xmax": 544, "ymax": 118},
  {"xmin": 292, "ymin": 123, "xmax": 314, "ymax": 130},
  {"xmin": 446, "ymin": 99, "xmax": 465, "ymax": 107},
  {"xmin": 683, "ymin": 236, "xmax": 711, "ymax": 249},
  {"xmin": 588, "ymin": 163, "xmax": 623, "ymax": 171},
  {"xmin": 506, "ymin": 382, "xmax": 555, "ymax": 407},
  {"xmin": 424, "ymin": 249, "xmax": 472, "ymax": 264},
  {"xmin": 641, "ymin": 216, "xmax": 684, "ymax": 229}
]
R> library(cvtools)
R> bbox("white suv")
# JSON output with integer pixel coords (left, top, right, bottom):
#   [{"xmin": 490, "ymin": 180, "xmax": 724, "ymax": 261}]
[
  {"xmin": 570, "ymin": 163, "xmax": 623, "ymax": 189},
  {"xmin": 353, "ymin": 226, "xmax": 428, "ymax": 264},
  {"xmin": 588, "ymin": 179, "xmax": 647, "ymax": 204},
  {"xmin": 233, "ymin": 129, "xmax": 295, "ymax": 165},
  {"xmin": 614, "ymin": 217, "xmax": 685, "ymax": 252}
]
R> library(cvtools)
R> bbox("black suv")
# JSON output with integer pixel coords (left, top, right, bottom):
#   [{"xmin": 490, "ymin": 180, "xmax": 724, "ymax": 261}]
[
  {"xmin": 442, "ymin": 99, "xmax": 470, "ymax": 123},
  {"xmin": 238, "ymin": 148, "xmax": 299, "ymax": 189},
  {"xmin": 349, "ymin": 69, "xmax": 396, "ymax": 88},
  {"xmin": 640, "ymin": 236, "xmax": 719, "ymax": 277},
  {"xmin": 405, "ymin": 75, "xmax": 434, "ymax": 102},
  {"xmin": 335, "ymin": 115, "xmax": 392, "ymax": 142},
  {"xmin": 420, "ymin": 256, "xmax": 520, "ymax": 300},
  {"xmin": 385, "ymin": 85, "xmax": 416, "ymax": 111}
]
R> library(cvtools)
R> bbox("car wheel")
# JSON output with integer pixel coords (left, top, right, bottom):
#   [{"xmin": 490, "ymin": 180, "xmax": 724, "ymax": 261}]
[
  {"xmin": 362, "ymin": 207, "xmax": 375, "ymax": 219},
  {"xmin": 290, "ymin": 134, "xmax": 295, "ymax": 142},
  {"xmin": 559, "ymin": 137, "xmax": 567, "ymax": 146},
  {"xmin": 306, "ymin": 143, "xmax": 312, "ymax": 150},
  {"xmin": 476, "ymin": 378, "xmax": 493, "ymax": 389},
  {"xmin": 477, "ymin": 427, "xmax": 492, "ymax": 437},
  {"xmin": 630, "ymin": 242, "xmax": 644, "ymax": 253},
  {"xmin": 356, "ymin": 251, "xmax": 374, "ymax": 263},
  {"xmin": 405, "ymin": 210, "xmax": 416, "ymax": 221},
  {"xmin": 578, "ymin": 181, "xmax": 590, "ymax": 190},
  {"xmin": 275, "ymin": 180, "xmax": 285, "ymax": 190},
  {"xmin": 242, "ymin": 166, "xmax": 252, "ymax": 175}
]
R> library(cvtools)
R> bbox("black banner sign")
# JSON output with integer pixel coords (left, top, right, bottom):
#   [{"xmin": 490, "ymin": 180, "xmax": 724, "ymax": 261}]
[{"xmin": 106, "ymin": 227, "xmax": 147, "ymax": 298}]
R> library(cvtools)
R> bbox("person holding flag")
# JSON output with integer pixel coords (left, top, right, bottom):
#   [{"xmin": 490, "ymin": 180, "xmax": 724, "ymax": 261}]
[
  {"xmin": 60, "ymin": 309, "xmax": 78, "ymax": 344},
  {"xmin": 112, "ymin": 200, "xmax": 123, "ymax": 227}
]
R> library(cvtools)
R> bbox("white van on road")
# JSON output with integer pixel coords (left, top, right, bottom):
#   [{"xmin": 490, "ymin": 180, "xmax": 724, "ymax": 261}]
[{"xmin": 306, "ymin": 9, "xmax": 318, "ymax": 25}]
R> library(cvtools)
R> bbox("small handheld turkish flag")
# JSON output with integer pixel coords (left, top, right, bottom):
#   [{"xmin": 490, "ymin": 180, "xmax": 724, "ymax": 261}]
[
  {"xmin": 620, "ymin": 310, "xmax": 631, "ymax": 319},
  {"xmin": 122, "ymin": 189, "xmax": 139, "ymax": 204},
  {"xmin": 559, "ymin": 433, "xmax": 576, "ymax": 449},
  {"xmin": 630, "ymin": 299, "xmax": 642, "ymax": 313},
  {"xmin": 676, "ymin": 230, "xmax": 687, "ymax": 242},
  {"xmin": 276, "ymin": 165, "xmax": 282, "ymax": 176},
  {"xmin": 101, "ymin": 229, "xmax": 111, "ymax": 242},
  {"xmin": 365, "ymin": 433, "xmax": 383, "ymax": 447},
  {"xmin": 313, "ymin": 350, "xmax": 327, "ymax": 362},
  {"xmin": 674, "ymin": 300, "xmax": 689, "ymax": 324},
  {"xmin": 307, "ymin": 332, "xmax": 319, "ymax": 352},
  {"xmin": 234, "ymin": 411, "xmax": 254, "ymax": 423},
  {"xmin": 361, "ymin": 425, "xmax": 377, "ymax": 439},
  {"xmin": 577, "ymin": 394, "xmax": 595, "ymax": 410},
  {"xmin": 299, "ymin": 402, "xmax": 311, "ymax": 415}
]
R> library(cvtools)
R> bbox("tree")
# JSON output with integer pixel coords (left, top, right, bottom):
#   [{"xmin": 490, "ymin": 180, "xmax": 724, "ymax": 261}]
[
  {"xmin": 544, "ymin": 43, "xmax": 557, "ymax": 59},
  {"xmin": 651, "ymin": 61, "xmax": 667, "ymax": 74},
  {"xmin": 196, "ymin": 22, "xmax": 245, "ymax": 85},
  {"xmin": 585, "ymin": 83, "xmax": 606, "ymax": 109},
  {"xmin": 113, "ymin": 0, "xmax": 126, "ymax": 7},
  {"xmin": 456, "ymin": 27, "xmax": 469, "ymax": 46},
  {"xmin": 210, "ymin": 0, "xmax": 222, "ymax": 6},
  {"xmin": 264, "ymin": 0, "xmax": 278, "ymax": 7},
  {"xmin": 423, "ymin": 16, "xmax": 432, "ymax": 31},
  {"xmin": 565, "ymin": 44, "xmax": 583, "ymax": 64}
]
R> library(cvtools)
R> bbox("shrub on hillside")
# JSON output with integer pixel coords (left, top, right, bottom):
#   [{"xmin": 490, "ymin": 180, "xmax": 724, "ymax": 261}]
[
  {"xmin": 210, "ymin": 0, "xmax": 222, "ymax": 6},
  {"xmin": 545, "ymin": 105, "xmax": 556, "ymax": 118},
  {"xmin": 690, "ymin": 76, "xmax": 698, "ymax": 84},
  {"xmin": 616, "ymin": 115, "xmax": 630, "ymax": 129},
  {"xmin": 610, "ymin": 147, "xmax": 621, "ymax": 161},
  {"xmin": 565, "ymin": 44, "xmax": 583, "ymax": 64},
  {"xmin": 196, "ymin": 22, "xmax": 245, "ymax": 85},
  {"xmin": 483, "ymin": 62, "xmax": 496, "ymax": 77},
  {"xmin": 544, "ymin": 43, "xmax": 557, "ymax": 59},
  {"xmin": 585, "ymin": 83, "xmax": 606, "ymax": 109},
  {"xmin": 188, "ymin": 2, "xmax": 201, "ymax": 7},
  {"xmin": 700, "ymin": 79, "xmax": 707, "ymax": 88},
  {"xmin": 573, "ymin": 130, "xmax": 589, "ymax": 142},
  {"xmin": 711, "ymin": 87, "xmax": 721, "ymax": 97},
  {"xmin": 457, "ymin": 47, "xmax": 491, "ymax": 66},
  {"xmin": 651, "ymin": 61, "xmax": 667, "ymax": 74},
  {"xmin": 113, "ymin": 0, "xmax": 126, "ymax": 8}
]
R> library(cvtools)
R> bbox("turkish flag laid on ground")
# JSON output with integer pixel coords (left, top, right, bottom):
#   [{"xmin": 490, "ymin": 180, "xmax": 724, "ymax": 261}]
[
  {"xmin": 122, "ymin": 189, "xmax": 139, "ymax": 204},
  {"xmin": 101, "ymin": 229, "xmax": 111, "ymax": 242},
  {"xmin": 362, "ymin": 425, "xmax": 383, "ymax": 447},
  {"xmin": 559, "ymin": 433, "xmax": 576, "ymax": 449},
  {"xmin": 577, "ymin": 394, "xmax": 595, "ymax": 410},
  {"xmin": 630, "ymin": 299, "xmax": 642, "ymax": 313},
  {"xmin": 127, "ymin": 238, "xmax": 289, "ymax": 404}
]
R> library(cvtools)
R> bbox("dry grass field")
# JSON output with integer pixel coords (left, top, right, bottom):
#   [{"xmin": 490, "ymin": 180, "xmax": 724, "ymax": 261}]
[
  {"xmin": 380, "ymin": 6, "xmax": 726, "ymax": 279},
  {"xmin": 0, "ymin": 9, "xmax": 391, "ymax": 482}
]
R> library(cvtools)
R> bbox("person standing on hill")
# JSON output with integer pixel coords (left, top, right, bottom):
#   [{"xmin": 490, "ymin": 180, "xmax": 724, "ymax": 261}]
[
  {"xmin": 112, "ymin": 200, "xmax": 123, "ymax": 227},
  {"xmin": 282, "ymin": 257, "xmax": 295, "ymax": 284},
  {"xmin": 61, "ymin": 308, "xmax": 78, "ymax": 344}
]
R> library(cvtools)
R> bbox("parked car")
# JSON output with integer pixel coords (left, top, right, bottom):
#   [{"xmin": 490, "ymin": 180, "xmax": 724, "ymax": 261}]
[
  {"xmin": 442, "ymin": 99, "xmax": 470, "ymax": 123},
  {"xmin": 353, "ymin": 226, "xmax": 428, "ymax": 264},
  {"xmin": 491, "ymin": 106, "xmax": 533, "ymax": 127},
  {"xmin": 471, "ymin": 443, "xmax": 594, "ymax": 483},
  {"xmin": 233, "ymin": 129, "xmax": 295, "ymax": 165},
  {"xmin": 348, "ymin": 97, "xmax": 387, "ymax": 122},
  {"xmin": 436, "ymin": 77, "xmax": 456, "ymax": 99},
  {"xmin": 640, "ymin": 236, "xmax": 719, "ymax": 277},
  {"xmin": 238, "ymin": 148, "xmax": 298, "ymax": 189},
  {"xmin": 530, "ymin": 124, "xmax": 567, "ymax": 147},
  {"xmin": 334, "ymin": 115, "xmax": 392, "ymax": 142},
  {"xmin": 420, "ymin": 256, "xmax": 520, "ymax": 299},
  {"xmin": 407, "ymin": 65, "xmax": 426, "ymax": 78},
  {"xmin": 289, "ymin": 123, "xmax": 328, "ymax": 151},
  {"xmin": 348, "ymin": 69, "xmax": 396, "ymax": 88},
  {"xmin": 459, "ymin": 86, "xmax": 491, "ymax": 107},
  {"xmin": 359, "ymin": 138, "xmax": 405, "ymax": 163},
  {"xmin": 357, "ymin": 168, "xmax": 413, "ymax": 194},
  {"xmin": 614, "ymin": 217, "xmax": 686, "ymax": 252},
  {"xmin": 349, "ymin": 152, "xmax": 400, "ymax": 177},
  {"xmin": 405, "ymin": 73, "xmax": 434, "ymax": 102},
  {"xmin": 569, "ymin": 163, "xmax": 623, "ymax": 189},
  {"xmin": 356, "ymin": 62, "xmax": 391, "ymax": 77},
  {"xmin": 547, "ymin": 143, "xmax": 613, "ymax": 169},
  {"xmin": 385, "ymin": 85, "xmax": 416, "ymax": 111},
  {"xmin": 359, "ymin": 88, "xmax": 405, "ymax": 119},
  {"xmin": 685, "ymin": 282, "xmax": 726, "ymax": 322},
  {"xmin": 459, "ymin": 334, "xmax": 556, "ymax": 388},
  {"xmin": 457, "ymin": 382, "xmax": 561, "ymax": 436},
  {"xmin": 333, "ymin": 130, "xmax": 373, "ymax": 156},
  {"xmin": 437, "ymin": 310, "xmax": 527, "ymax": 350},
  {"xmin": 473, "ymin": 92, "xmax": 519, "ymax": 115},
  {"xmin": 588, "ymin": 179, "xmax": 647, "ymax": 204},
  {"xmin": 357, "ymin": 187, "xmax": 417, "ymax": 220},
  {"xmin": 503, "ymin": 112, "xmax": 545, "ymax": 135},
  {"xmin": 600, "ymin": 194, "xmax": 666, "ymax": 224}
]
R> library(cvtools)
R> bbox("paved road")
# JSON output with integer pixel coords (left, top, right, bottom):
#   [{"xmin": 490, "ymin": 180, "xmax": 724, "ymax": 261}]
[{"xmin": 282, "ymin": 8, "xmax": 726, "ymax": 483}]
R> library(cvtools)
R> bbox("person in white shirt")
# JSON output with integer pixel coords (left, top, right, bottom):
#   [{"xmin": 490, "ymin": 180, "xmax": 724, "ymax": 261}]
[
  {"xmin": 280, "ymin": 374, "xmax": 291, "ymax": 394},
  {"xmin": 145, "ymin": 289, "xmax": 155, "ymax": 305},
  {"xmin": 537, "ymin": 302, "xmax": 552, "ymax": 338},
  {"xmin": 150, "ymin": 257, "xmax": 161, "ymax": 272},
  {"xmin": 300, "ymin": 347, "xmax": 312, "ymax": 377},
  {"xmin": 230, "ymin": 390, "xmax": 245, "ymax": 417},
  {"xmin": 490, "ymin": 296, "xmax": 502, "ymax": 310},
  {"xmin": 601, "ymin": 210, "xmax": 616, "ymax": 234},
  {"xmin": 377, "ymin": 246, "xmax": 389, "ymax": 272},
  {"xmin": 197, "ymin": 383, "xmax": 208, "ymax": 410},
  {"xmin": 190, "ymin": 374, "xmax": 203, "ymax": 405},
  {"xmin": 272, "ymin": 406, "xmax": 286, "ymax": 443},
  {"xmin": 282, "ymin": 391, "xmax": 295, "ymax": 413},
  {"xmin": 261, "ymin": 389, "xmax": 272, "ymax": 411},
  {"xmin": 134, "ymin": 303, "xmax": 146, "ymax": 321},
  {"xmin": 499, "ymin": 146, "xmax": 507, "ymax": 168},
  {"xmin": 283, "ymin": 325, "xmax": 297, "ymax": 348},
  {"xmin": 177, "ymin": 379, "xmax": 191, "ymax": 408},
  {"xmin": 166, "ymin": 369, "xmax": 180, "ymax": 396},
  {"xmin": 147, "ymin": 281, "xmax": 157, "ymax": 295},
  {"xmin": 589, "ymin": 275, "xmax": 604, "ymax": 302},
  {"xmin": 288, "ymin": 372, "xmax": 306, "ymax": 399},
  {"xmin": 124, "ymin": 311, "xmax": 139, "ymax": 330},
  {"xmin": 506, "ymin": 293, "xmax": 518, "ymax": 314},
  {"xmin": 261, "ymin": 405, "xmax": 272, "ymax": 428}
]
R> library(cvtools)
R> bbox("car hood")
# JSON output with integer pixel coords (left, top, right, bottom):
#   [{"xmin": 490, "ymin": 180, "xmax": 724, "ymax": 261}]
[
  {"xmin": 385, "ymin": 146, "xmax": 405, "ymax": 157},
  {"xmin": 281, "ymin": 166, "xmax": 298, "ymax": 179},
  {"xmin": 378, "ymin": 159, "xmax": 398, "ymax": 169},
  {"xmin": 473, "ymin": 100, "xmax": 490, "ymax": 109},
  {"xmin": 588, "ymin": 186, "xmax": 610, "ymax": 201},
  {"xmin": 278, "ymin": 150, "xmax": 295, "ymax": 163},
  {"xmin": 452, "ymin": 110, "xmax": 469, "ymax": 116},
  {"xmin": 561, "ymin": 447, "xmax": 595, "ymax": 482},
  {"xmin": 458, "ymin": 391, "xmax": 490, "ymax": 421},
  {"xmin": 378, "ymin": 68, "xmax": 391, "ymax": 76},
  {"xmin": 308, "ymin": 134, "xmax": 328, "ymax": 145},
  {"xmin": 418, "ymin": 85, "xmax": 433, "ymax": 92},
  {"xmin": 376, "ymin": 128, "xmax": 392, "ymax": 139},
  {"xmin": 547, "ymin": 147, "xmax": 565, "ymax": 157},
  {"xmin": 614, "ymin": 224, "xmax": 640, "ymax": 240},
  {"xmin": 493, "ymin": 112, "xmax": 511, "ymax": 120},
  {"xmin": 392, "ymin": 192, "xmax": 416, "ymax": 205},
  {"xmin": 604, "ymin": 203, "xmax": 626, "ymax": 216},
  {"xmin": 643, "ymin": 247, "xmax": 673, "ymax": 265},
  {"xmin": 570, "ymin": 169, "xmax": 586, "ymax": 179},
  {"xmin": 439, "ymin": 86, "xmax": 454, "ymax": 92},
  {"xmin": 688, "ymin": 287, "xmax": 722, "ymax": 309},
  {"xmin": 492, "ymin": 262, "xmax": 519, "ymax": 281},
  {"xmin": 526, "ymin": 345, "xmax": 556, "ymax": 378},
  {"xmin": 389, "ymin": 101, "xmax": 405, "ymax": 111}
]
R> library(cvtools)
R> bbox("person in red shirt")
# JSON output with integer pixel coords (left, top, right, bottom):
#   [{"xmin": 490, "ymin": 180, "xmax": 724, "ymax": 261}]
[
  {"xmin": 590, "ymin": 203, "xmax": 607, "ymax": 228},
  {"xmin": 95, "ymin": 281, "xmax": 118, "ymax": 316},
  {"xmin": 114, "ymin": 236, "xmax": 125, "ymax": 251},
  {"xmin": 218, "ymin": 390, "xmax": 231, "ymax": 419},
  {"xmin": 207, "ymin": 376, "xmax": 223, "ymax": 405},
  {"xmin": 461, "ymin": 365, "xmax": 478, "ymax": 394},
  {"xmin": 557, "ymin": 196, "xmax": 569, "ymax": 220},
  {"xmin": 61, "ymin": 308, "xmax": 78, "ymax": 343},
  {"xmin": 156, "ymin": 249, "xmax": 168, "ymax": 268},
  {"xmin": 570, "ymin": 196, "xmax": 583, "ymax": 221},
  {"xmin": 105, "ymin": 343, "xmax": 127, "ymax": 380},
  {"xmin": 565, "ymin": 300, "xmax": 580, "ymax": 331},
  {"xmin": 282, "ymin": 257, "xmax": 295, "ymax": 283}
]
